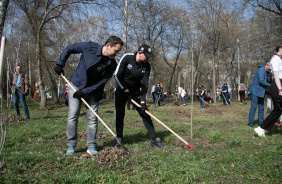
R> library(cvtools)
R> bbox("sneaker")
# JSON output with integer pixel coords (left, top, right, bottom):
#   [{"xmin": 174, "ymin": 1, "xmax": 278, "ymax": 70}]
[
  {"xmin": 254, "ymin": 126, "xmax": 265, "ymax": 137},
  {"xmin": 25, "ymin": 117, "xmax": 30, "ymax": 120},
  {"xmin": 151, "ymin": 138, "xmax": 165, "ymax": 148},
  {"xmin": 87, "ymin": 147, "xmax": 98, "ymax": 156},
  {"xmin": 66, "ymin": 146, "xmax": 75, "ymax": 155}
]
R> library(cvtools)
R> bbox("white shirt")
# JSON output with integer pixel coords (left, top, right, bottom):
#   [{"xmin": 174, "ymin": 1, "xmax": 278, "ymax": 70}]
[
  {"xmin": 270, "ymin": 55, "xmax": 282, "ymax": 79},
  {"xmin": 178, "ymin": 87, "xmax": 186, "ymax": 97}
]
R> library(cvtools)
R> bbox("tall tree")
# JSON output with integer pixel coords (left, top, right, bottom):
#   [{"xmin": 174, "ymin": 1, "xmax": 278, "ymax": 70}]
[{"xmin": 13, "ymin": 0, "xmax": 102, "ymax": 107}]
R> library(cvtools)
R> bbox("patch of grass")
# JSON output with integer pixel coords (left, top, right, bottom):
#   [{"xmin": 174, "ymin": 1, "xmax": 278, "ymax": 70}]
[
  {"xmin": 1, "ymin": 98, "xmax": 281, "ymax": 183},
  {"xmin": 210, "ymin": 131, "xmax": 222, "ymax": 143},
  {"xmin": 227, "ymin": 139, "xmax": 242, "ymax": 148}
]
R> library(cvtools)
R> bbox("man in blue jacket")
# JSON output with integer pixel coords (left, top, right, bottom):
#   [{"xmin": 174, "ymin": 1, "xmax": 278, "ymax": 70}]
[
  {"xmin": 248, "ymin": 62, "xmax": 271, "ymax": 127},
  {"xmin": 54, "ymin": 36, "xmax": 123, "ymax": 156}
]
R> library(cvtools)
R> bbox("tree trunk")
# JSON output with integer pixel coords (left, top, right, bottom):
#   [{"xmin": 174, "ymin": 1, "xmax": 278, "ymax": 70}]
[
  {"xmin": 36, "ymin": 34, "xmax": 47, "ymax": 108},
  {"xmin": 0, "ymin": 0, "xmax": 9, "ymax": 38},
  {"xmin": 212, "ymin": 53, "xmax": 216, "ymax": 102}
]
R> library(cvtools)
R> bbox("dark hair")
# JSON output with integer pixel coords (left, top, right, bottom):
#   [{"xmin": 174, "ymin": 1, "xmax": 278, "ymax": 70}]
[
  {"xmin": 240, "ymin": 80, "xmax": 243, "ymax": 83},
  {"xmin": 105, "ymin": 36, "xmax": 123, "ymax": 47},
  {"xmin": 275, "ymin": 46, "xmax": 282, "ymax": 52}
]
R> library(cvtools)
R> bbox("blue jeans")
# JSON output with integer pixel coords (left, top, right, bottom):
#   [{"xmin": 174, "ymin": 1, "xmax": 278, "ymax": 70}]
[
  {"xmin": 200, "ymin": 95, "xmax": 205, "ymax": 107},
  {"xmin": 153, "ymin": 92, "xmax": 160, "ymax": 106},
  {"xmin": 222, "ymin": 93, "xmax": 230, "ymax": 105},
  {"xmin": 13, "ymin": 88, "xmax": 29, "ymax": 118},
  {"xmin": 67, "ymin": 84, "xmax": 99, "ymax": 148},
  {"xmin": 248, "ymin": 92, "xmax": 264, "ymax": 125}
]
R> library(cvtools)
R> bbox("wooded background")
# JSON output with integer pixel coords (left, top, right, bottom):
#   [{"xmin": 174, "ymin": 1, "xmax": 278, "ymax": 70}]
[{"xmin": 1, "ymin": 0, "xmax": 281, "ymax": 107}]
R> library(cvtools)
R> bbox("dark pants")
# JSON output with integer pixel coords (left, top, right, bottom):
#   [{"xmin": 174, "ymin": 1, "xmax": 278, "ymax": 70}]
[
  {"xmin": 153, "ymin": 92, "xmax": 160, "ymax": 106},
  {"xmin": 239, "ymin": 90, "xmax": 246, "ymax": 103},
  {"xmin": 115, "ymin": 89, "xmax": 157, "ymax": 140},
  {"xmin": 261, "ymin": 80, "xmax": 282, "ymax": 131},
  {"xmin": 222, "ymin": 93, "xmax": 230, "ymax": 105}
]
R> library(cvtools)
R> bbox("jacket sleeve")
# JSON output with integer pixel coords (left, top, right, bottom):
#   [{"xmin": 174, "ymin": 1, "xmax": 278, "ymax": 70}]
[
  {"xmin": 114, "ymin": 54, "xmax": 128, "ymax": 90},
  {"xmin": 258, "ymin": 68, "xmax": 271, "ymax": 88},
  {"xmin": 82, "ymin": 60, "xmax": 117, "ymax": 96},
  {"xmin": 56, "ymin": 42, "xmax": 88, "ymax": 67},
  {"xmin": 140, "ymin": 62, "xmax": 151, "ymax": 101}
]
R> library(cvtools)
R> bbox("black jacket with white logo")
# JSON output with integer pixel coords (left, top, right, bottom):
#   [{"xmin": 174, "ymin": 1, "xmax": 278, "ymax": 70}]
[{"xmin": 114, "ymin": 52, "xmax": 151, "ymax": 101}]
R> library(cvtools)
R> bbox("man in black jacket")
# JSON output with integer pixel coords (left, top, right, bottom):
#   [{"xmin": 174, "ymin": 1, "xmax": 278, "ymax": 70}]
[{"xmin": 114, "ymin": 44, "xmax": 165, "ymax": 148}]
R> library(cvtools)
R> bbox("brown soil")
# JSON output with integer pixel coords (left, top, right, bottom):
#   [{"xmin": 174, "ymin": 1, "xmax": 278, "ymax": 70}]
[
  {"xmin": 91, "ymin": 147, "xmax": 130, "ymax": 163},
  {"xmin": 3, "ymin": 115, "xmax": 26, "ymax": 123},
  {"xmin": 170, "ymin": 110, "xmax": 191, "ymax": 118},
  {"xmin": 72, "ymin": 147, "xmax": 130, "ymax": 163},
  {"xmin": 205, "ymin": 108, "xmax": 222, "ymax": 114}
]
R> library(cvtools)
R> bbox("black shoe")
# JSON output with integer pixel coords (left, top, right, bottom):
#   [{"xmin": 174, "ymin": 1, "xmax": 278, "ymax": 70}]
[
  {"xmin": 114, "ymin": 138, "xmax": 123, "ymax": 147},
  {"xmin": 248, "ymin": 123, "xmax": 254, "ymax": 127},
  {"xmin": 151, "ymin": 138, "xmax": 165, "ymax": 148}
]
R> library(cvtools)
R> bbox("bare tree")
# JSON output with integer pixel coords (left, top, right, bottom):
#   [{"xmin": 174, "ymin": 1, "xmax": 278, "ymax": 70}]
[
  {"xmin": 244, "ymin": 0, "xmax": 282, "ymax": 16},
  {"xmin": 13, "ymin": 0, "xmax": 104, "ymax": 107}
]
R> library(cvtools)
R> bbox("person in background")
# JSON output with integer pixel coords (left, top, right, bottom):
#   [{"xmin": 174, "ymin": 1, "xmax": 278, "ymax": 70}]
[
  {"xmin": 176, "ymin": 84, "xmax": 186, "ymax": 106},
  {"xmin": 196, "ymin": 83, "xmax": 205, "ymax": 108},
  {"xmin": 114, "ymin": 44, "xmax": 165, "ymax": 148},
  {"xmin": 255, "ymin": 46, "xmax": 282, "ymax": 136},
  {"xmin": 154, "ymin": 83, "xmax": 161, "ymax": 107},
  {"xmin": 158, "ymin": 83, "xmax": 164, "ymax": 103},
  {"xmin": 248, "ymin": 62, "xmax": 271, "ymax": 127},
  {"xmin": 54, "ymin": 35, "xmax": 123, "ymax": 156},
  {"xmin": 221, "ymin": 83, "xmax": 230, "ymax": 106},
  {"xmin": 11, "ymin": 65, "xmax": 30, "ymax": 120},
  {"xmin": 151, "ymin": 84, "xmax": 156, "ymax": 104},
  {"xmin": 238, "ymin": 80, "xmax": 247, "ymax": 104}
]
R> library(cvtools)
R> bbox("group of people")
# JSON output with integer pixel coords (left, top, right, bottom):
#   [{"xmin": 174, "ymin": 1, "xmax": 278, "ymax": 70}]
[
  {"xmin": 195, "ymin": 83, "xmax": 230, "ymax": 107},
  {"xmin": 53, "ymin": 36, "xmax": 165, "ymax": 156},
  {"xmin": 11, "ymin": 35, "xmax": 282, "ymax": 156},
  {"xmin": 248, "ymin": 46, "xmax": 282, "ymax": 137}
]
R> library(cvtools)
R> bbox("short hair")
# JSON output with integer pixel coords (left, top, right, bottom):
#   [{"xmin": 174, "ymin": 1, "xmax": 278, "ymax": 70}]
[
  {"xmin": 275, "ymin": 46, "xmax": 282, "ymax": 52},
  {"xmin": 16, "ymin": 65, "xmax": 22, "ymax": 69},
  {"xmin": 104, "ymin": 36, "xmax": 123, "ymax": 47}
]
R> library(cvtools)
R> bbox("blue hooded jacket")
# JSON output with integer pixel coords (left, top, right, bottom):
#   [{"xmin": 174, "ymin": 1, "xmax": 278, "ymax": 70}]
[
  {"xmin": 56, "ymin": 41, "xmax": 117, "ymax": 100},
  {"xmin": 250, "ymin": 65, "xmax": 271, "ymax": 98}
]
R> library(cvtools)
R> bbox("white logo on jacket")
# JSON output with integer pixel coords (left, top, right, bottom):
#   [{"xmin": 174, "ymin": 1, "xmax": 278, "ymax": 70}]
[{"xmin": 127, "ymin": 64, "xmax": 133, "ymax": 69}]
